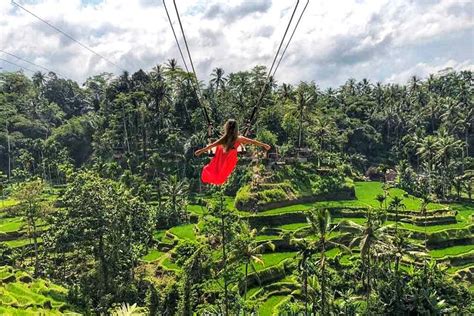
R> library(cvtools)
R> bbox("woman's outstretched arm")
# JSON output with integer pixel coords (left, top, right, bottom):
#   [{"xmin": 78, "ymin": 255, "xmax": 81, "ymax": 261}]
[
  {"xmin": 238, "ymin": 136, "xmax": 271, "ymax": 150},
  {"xmin": 194, "ymin": 139, "xmax": 221, "ymax": 156}
]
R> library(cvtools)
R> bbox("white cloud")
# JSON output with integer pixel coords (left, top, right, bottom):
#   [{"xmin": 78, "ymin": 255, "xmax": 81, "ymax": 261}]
[
  {"xmin": 384, "ymin": 59, "xmax": 474, "ymax": 84},
  {"xmin": 0, "ymin": 0, "xmax": 472, "ymax": 87}
]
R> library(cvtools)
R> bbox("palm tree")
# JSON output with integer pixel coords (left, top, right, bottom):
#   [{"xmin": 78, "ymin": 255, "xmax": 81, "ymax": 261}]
[
  {"xmin": 231, "ymin": 224, "xmax": 275, "ymax": 301},
  {"xmin": 111, "ymin": 303, "xmax": 142, "ymax": 316},
  {"xmin": 278, "ymin": 83, "xmax": 294, "ymax": 101},
  {"xmin": 402, "ymin": 129, "xmax": 424, "ymax": 169},
  {"xmin": 291, "ymin": 237, "xmax": 315, "ymax": 316},
  {"xmin": 165, "ymin": 58, "xmax": 179, "ymax": 72},
  {"xmin": 423, "ymin": 95, "xmax": 442, "ymax": 133},
  {"xmin": 341, "ymin": 209, "xmax": 393, "ymax": 309},
  {"xmin": 389, "ymin": 196, "xmax": 405, "ymax": 233},
  {"xmin": 210, "ymin": 67, "xmax": 227, "ymax": 93},
  {"xmin": 32, "ymin": 71, "xmax": 46, "ymax": 91},
  {"xmin": 305, "ymin": 209, "xmax": 350, "ymax": 315},
  {"xmin": 435, "ymin": 129, "xmax": 462, "ymax": 198},
  {"xmin": 454, "ymin": 107, "xmax": 473, "ymax": 173},
  {"xmin": 417, "ymin": 135, "xmax": 439, "ymax": 192},
  {"xmin": 409, "ymin": 75, "xmax": 421, "ymax": 93},
  {"xmin": 376, "ymin": 193, "xmax": 385, "ymax": 211},
  {"xmin": 295, "ymin": 83, "xmax": 315, "ymax": 149},
  {"xmin": 161, "ymin": 175, "xmax": 189, "ymax": 224}
]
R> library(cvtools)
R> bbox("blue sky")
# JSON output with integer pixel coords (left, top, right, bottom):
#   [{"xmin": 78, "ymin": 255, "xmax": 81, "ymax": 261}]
[{"xmin": 1, "ymin": 0, "xmax": 473, "ymax": 87}]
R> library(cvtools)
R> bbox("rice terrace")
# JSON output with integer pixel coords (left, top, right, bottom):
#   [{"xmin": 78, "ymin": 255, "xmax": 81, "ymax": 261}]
[{"xmin": 0, "ymin": 0, "xmax": 473, "ymax": 315}]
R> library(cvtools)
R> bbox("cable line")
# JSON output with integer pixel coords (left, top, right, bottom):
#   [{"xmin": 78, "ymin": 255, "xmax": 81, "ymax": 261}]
[
  {"xmin": 272, "ymin": 0, "xmax": 309, "ymax": 78},
  {"xmin": 163, "ymin": 0, "xmax": 213, "ymax": 135},
  {"xmin": 244, "ymin": 0, "xmax": 309, "ymax": 135},
  {"xmin": 11, "ymin": 0, "xmax": 127, "ymax": 73},
  {"xmin": 0, "ymin": 49, "xmax": 64, "ymax": 77},
  {"xmin": 162, "ymin": 0, "xmax": 190, "ymax": 73},
  {"xmin": 172, "ymin": 0, "xmax": 198, "ymax": 84},
  {"xmin": 0, "ymin": 57, "xmax": 35, "ymax": 73}
]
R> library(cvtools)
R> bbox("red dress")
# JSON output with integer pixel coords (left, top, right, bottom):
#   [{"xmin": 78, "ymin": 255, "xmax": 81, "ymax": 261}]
[{"xmin": 201, "ymin": 141, "xmax": 240, "ymax": 185}]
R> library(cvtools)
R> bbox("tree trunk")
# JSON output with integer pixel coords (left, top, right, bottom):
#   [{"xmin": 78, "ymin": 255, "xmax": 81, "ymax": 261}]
[
  {"xmin": 366, "ymin": 254, "xmax": 371, "ymax": 314},
  {"xmin": 321, "ymin": 246, "xmax": 326, "ymax": 316},
  {"xmin": 220, "ymin": 193, "xmax": 229, "ymax": 316},
  {"xmin": 6, "ymin": 121, "xmax": 11, "ymax": 179},
  {"xmin": 31, "ymin": 215, "xmax": 39, "ymax": 277},
  {"xmin": 244, "ymin": 263, "xmax": 248, "ymax": 301},
  {"xmin": 142, "ymin": 120, "xmax": 147, "ymax": 162},
  {"xmin": 304, "ymin": 268, "xmax": 308, "ymax": 316},
  {"xmin": 98, "ymin": 235, "xmax": 109, "ymax": 293}
]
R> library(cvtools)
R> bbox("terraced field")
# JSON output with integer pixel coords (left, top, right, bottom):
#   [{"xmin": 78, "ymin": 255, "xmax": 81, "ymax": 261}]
[
  {"xmin": 1, "ymin": 182, "xmax": 471, "ymax": 314},
  {"xmin": 0, "ymin": 266, "xmax": 79, "ymax": 315},
  {"xmin": 144, "ymin": 181, "xmax": 474, "ymax": 314}
]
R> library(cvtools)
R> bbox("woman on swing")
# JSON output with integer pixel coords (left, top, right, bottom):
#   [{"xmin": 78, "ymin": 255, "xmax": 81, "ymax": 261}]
[{"xmin": 194, "ymin": 119, "xmax": 271, "ymax": 185}]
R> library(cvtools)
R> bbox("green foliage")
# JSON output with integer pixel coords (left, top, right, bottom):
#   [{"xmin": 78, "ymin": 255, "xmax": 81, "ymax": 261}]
[
  {"xmin": 0, "ymin": 266, "xmax": 78, "ymax": 314},
  {"xmin": 44, "ymin": 171, "xmax": 153, "ymax": 313},
  {"xmin": 1, "ymin": 66, "xmax": 472, "ymax": 314}
]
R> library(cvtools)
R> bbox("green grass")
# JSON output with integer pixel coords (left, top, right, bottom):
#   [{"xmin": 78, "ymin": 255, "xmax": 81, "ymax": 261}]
[
  {"xmin": 255, "ymin": 235, "xmax": 280, "ymax": 241},
  {"xmin": 0, "ymin": 198, "xmax": 19, "ymax": 209},
  {"xmin": 258, "ymin": 295, "xmax": 288, "ymax": 316},
  {"xmin": 4, "ymin": 237, "xmax": 43, "ymax": 248},
  {"xmin": 446, "ymin": 263, "xmax": 474, "ymax": 274},
  {"xmin": 153, "ymin": 230, "xmax": 165, "ymax": 242},
  {"xmin": 161, "ymin": 256, "xmax": 180, "ymax": 271},
  {"xmin": 279, "ymin": 223, "xmax": 309, "ymax": 230},
  {"xmin": 353, "ymin": 182, "xmax": 445, "ymax": 210},
  {"xmin": 187, "ymin": 204, "xmax": 206, "ymax": 216},
  {"xmin": 333, "ymin": 217, "xmax": 367, "ymax": 225},
  {"xmin": 0, "ymin": 217, "xmax": 24, "ymax": 233},
  {"xmin": 429, "ymin": 245, "xmax": 474, "ymax": 258},
  {"xmin": 168, "ymin": 224, "xmax": 196, "ymax": 241},
  {"xmin": 253, "ymin": 252, "xmax": 296, "ymax": 272},
  {"xmin": 0, "ymin": 272, "xmax": 71, "ymax": 313},
  {"xmin": 246, "ymin": 286, "xmax": 263, "ymax": 298},
  {"xmin": 396, "ymin": 221, "xmax": 472, "ymax": 233},
  {"xmin": 245, "ymin": 182, "xmax": 447, "ymax": 216},
  {"xmin": 141, "ymin": 249, "xmax": 164, "ymax": 262}
]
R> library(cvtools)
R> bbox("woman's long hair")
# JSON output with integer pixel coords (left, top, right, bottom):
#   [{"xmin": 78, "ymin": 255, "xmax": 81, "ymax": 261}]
[{"xmin": 218, "ymin": 119, "xmax": 239, "ymax": 152}]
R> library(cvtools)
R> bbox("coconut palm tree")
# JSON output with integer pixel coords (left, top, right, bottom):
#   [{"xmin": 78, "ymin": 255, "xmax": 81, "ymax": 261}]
[
  {"xmin": 231, "ymin": 224, "xmax": 275, "ymax": 301},
  {"xmin": 278, "ymin": 83, "xmax": 294, "ymax": 102},
  {"xmin": 294, "ymin": 83, "xmax": 315, "ymax": 149},
  {"xmin": 291, "ymin": 237, "xmax": 315, "ymax": 316},
  {"xmin": 376, "ymin": 194, "xmax": 386, "ymax": 211},
  {"xmin": 305, "ymin": 209, "xmax": 350, "ymax": 315},
  {"xmin": 389, "ymin": 196, "xmax": 405, "ymax": 233},
  {"xmin": 161, "ymin": 175, "xmax": 189, "ymax": 224},
  {"xmin": 417, "ymin": 135, "xmax": 440, "ymax": 192},
  {"xmin": 340, "ymin": 209, "xmax": 393, "ymax": 310},
  {"xmin": 435, "ymin": 129, "xmax": 462, "ymax": 198},
  {"xmin": 32, "ymin": 71, "xmax": 46, "ymax": 91},
  {"xmin": 210, "ymin": 67, "xmax": 227, "ymax": 93}
]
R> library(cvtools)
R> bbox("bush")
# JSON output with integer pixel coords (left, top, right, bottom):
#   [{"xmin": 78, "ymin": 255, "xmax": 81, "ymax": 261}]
[{"xmin": 365, "ymin": 166, "xmax": 384, "ymax": 181}]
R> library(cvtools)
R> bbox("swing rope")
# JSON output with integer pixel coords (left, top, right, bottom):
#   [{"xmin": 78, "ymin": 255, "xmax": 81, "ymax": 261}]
[
  {"xmin": 163, "ymin": 0, "xmax": 213, "ymax": 138},
  {"xmin": 163, "ymin": 0, "xmax": 309, "ymax": 141},
  {"xmin": 244, "ymin": 0, "xmax": 309, "ymax": 136}
]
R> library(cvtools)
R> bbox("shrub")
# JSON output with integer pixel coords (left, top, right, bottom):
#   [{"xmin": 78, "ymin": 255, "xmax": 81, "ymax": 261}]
[{"xmin": 365, "ymin": 166, "xmax": 384, "ymax": 181}]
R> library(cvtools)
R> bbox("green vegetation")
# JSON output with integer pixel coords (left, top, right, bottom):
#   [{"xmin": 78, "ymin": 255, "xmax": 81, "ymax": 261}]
[
  {"xmin": 0, "ymin": 60, "xmax": 472, "ymax": 314},
  {"xmin": 0, "ymin": 216, "xmax": 24, "ymax": 233},
  {"xmin": 0, "ymin": 198, "xmax": 19, "ymax": 209},
  {"xmin": 168, "ymin": 224, "xmax": 196, "ymax": 241},
  {"xmin": 142, "ymin": 249, "xmax": 165, "ymax": 262},
  {"xmin": 0, "ymin": 266, "xmax": 78, "ymax": 314},
  {"xmin": 259, "ymin": 295, "xmax": 288, "ymax": 315},
  {"xmin": 429, "ymin": 245, "xmax": 474, "ymax": 259}
]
